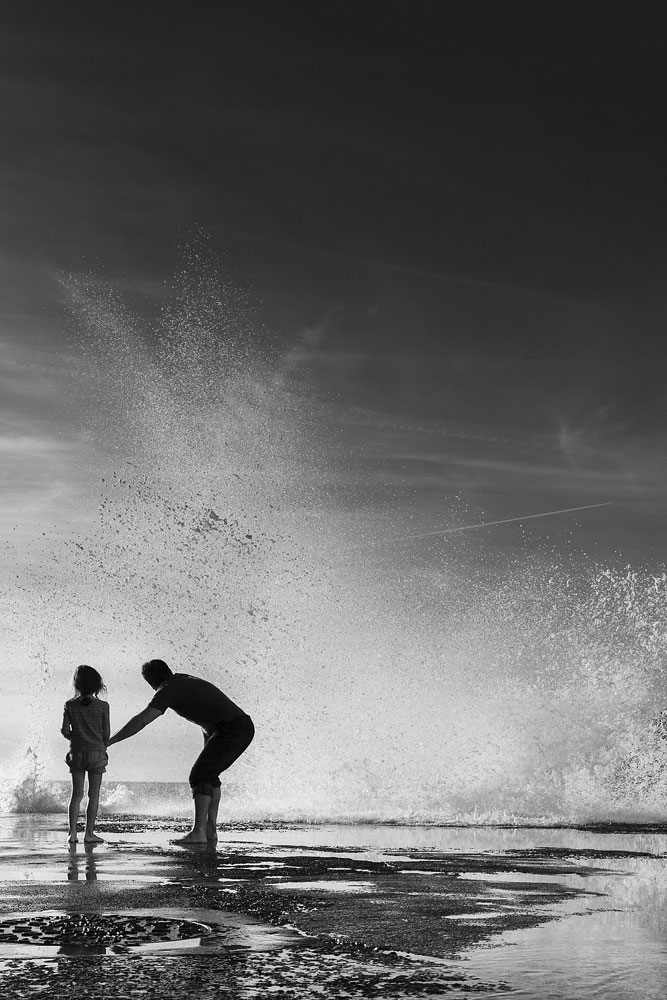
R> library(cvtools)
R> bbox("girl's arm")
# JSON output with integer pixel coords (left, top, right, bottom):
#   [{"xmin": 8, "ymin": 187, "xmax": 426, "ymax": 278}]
[
  {"xmin": 61, "ymin": 706, "xmax": 72, "ymax": 739},
  {"xmin": 103, "ymin": 701, "xmax": 111, "ymax": 745}
]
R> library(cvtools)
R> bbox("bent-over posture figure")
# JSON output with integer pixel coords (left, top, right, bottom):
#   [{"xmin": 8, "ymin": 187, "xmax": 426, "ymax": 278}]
[{"xmin": 108, "ymin": 659, "xmax": 254, "ymax": 844}]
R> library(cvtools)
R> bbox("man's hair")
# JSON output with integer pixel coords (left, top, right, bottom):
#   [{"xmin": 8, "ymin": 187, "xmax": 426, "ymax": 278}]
[{"xmin": 141, "ymin": 659, "xmax": 173, "ymax": 687}]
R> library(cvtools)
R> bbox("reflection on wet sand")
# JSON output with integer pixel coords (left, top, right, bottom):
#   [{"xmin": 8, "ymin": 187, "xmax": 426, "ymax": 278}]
[{"xmin": 67, "ymin": 843, "xmax": 100, "ymax": 882}]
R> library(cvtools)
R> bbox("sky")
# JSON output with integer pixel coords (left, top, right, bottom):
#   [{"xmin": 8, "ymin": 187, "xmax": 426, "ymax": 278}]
[{"xmin": 2, "ymin": 4, "xmax": 667, "ymax": 784}]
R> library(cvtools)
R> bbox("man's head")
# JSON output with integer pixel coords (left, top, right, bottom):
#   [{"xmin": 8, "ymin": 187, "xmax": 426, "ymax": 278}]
[{"xmin": 141, "ymin": 659, "xmax": 173, "ymax": 690}]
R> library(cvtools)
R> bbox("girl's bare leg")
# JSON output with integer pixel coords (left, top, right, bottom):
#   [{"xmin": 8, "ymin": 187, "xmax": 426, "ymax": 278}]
[
  {"xmin": 68, "ymin": 771, "xmax": 85, "ymax": 842},
  {"xmin": 84, "ymin": 771, "xmax": 104, "ymax": 843}
]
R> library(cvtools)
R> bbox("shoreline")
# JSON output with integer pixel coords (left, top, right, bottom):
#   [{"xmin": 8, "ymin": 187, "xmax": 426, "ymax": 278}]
[{"xmin": 9, "ymin": 808, "xmax": 667, "ymax": 833}]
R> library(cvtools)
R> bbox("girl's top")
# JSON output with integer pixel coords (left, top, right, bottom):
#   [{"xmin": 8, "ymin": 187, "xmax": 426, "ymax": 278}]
[{"xmin": 61, "ymin": 697, "xmax": 110, "ymax": 752}]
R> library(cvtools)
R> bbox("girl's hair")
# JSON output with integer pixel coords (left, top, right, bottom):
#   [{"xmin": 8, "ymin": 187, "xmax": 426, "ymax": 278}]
[{"xmin": 73, "ymin": 664, "xmax": 107, "ymax": 705}]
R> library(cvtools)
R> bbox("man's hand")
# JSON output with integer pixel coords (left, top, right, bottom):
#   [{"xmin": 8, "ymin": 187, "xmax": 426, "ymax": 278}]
[{"xmin": 107, "ymin": 707, "xmax": 162, "ymax": 746}]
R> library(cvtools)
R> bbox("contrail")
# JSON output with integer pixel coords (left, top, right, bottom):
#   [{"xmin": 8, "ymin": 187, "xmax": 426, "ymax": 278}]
[
  {"xmin": 363, "ymin": 502, "xmax": 613, "ymax": 547},
  {"xmin": 233, "ymin": 233, "xmax": 587, "ymax": 307}
]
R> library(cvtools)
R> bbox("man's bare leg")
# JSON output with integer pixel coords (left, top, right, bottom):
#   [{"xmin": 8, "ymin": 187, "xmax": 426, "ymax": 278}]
[
  {"xmin": 207, "ymin": 786, "xmax": 221, "ymax": 841},
  {"xmin": 172, "ymin": 793, "xmax": 210, "ymax": 844}
]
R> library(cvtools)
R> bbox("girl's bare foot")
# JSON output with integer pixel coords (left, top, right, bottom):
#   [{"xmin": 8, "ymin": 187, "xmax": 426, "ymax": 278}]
[
  {"xmin": 84, "ymin": 833, "xmax": 104, "ymax": 843},
  {"xmin": 206, "ymin": 822, "xmax": 218, "ymax": 841},
  {"xmin": 68, "ymin": 834, "xmax": 78, "ymax": 844}
]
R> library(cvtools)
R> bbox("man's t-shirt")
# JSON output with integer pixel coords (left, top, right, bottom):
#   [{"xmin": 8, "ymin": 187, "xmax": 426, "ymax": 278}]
[{"xmin": 147, "ymin": 674, "xmax": 245, "ymax": 733}]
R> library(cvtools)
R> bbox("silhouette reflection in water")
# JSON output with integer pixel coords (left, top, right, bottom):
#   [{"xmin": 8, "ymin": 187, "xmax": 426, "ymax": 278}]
[{"xmin": 67, "ymin": 842, "xmax": 99, "ymax": 882}]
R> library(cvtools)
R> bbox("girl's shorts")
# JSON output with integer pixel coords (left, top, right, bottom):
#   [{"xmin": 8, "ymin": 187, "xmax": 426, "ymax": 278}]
[{"xmin": 66, "ymin": 750, "xmax": 108, "ymax": 774}]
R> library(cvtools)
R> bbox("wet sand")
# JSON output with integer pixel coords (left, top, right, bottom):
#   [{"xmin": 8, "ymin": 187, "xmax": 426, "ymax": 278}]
[{"xmin": 1, "ymin": 816, "xmax": 665, "ymax": 998}]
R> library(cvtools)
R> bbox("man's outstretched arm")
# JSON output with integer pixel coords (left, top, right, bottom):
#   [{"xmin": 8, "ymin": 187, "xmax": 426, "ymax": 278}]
[{"xmin": 107, "ymin": 707, "xmax": 162, "ymax": 746}]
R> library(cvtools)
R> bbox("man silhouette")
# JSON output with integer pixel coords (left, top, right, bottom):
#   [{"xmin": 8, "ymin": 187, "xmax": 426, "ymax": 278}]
[{"xmin": 108, "ymin": 659, "xmax": 254, "ymax": 844}]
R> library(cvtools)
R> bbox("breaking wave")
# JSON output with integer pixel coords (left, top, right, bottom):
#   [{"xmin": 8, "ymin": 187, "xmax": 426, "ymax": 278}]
[{"xmin": 3, "ymin": 245, "xmax": 667, "ymax": 824}]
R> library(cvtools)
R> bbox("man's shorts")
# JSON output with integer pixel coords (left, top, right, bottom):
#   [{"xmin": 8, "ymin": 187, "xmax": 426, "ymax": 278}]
[
  {"xmin": 189, "ymin": 714, "xmax": 255, "ymax": 797},
  {"xmin": 66, "ymin": 750, "xmax": 108, "ymax": 774}
]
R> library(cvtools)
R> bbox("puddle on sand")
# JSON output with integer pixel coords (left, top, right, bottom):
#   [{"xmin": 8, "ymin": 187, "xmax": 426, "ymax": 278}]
[
  {"xmin": 0, "ymin": 856, "xmax": 170, "ymax": 884},
  {"xmin": 272, "ymin": 879, "xmax": 376, "ymax": 893},
  {"xmin": 457, "ymin": 910, "xmax": 667, "ymax": 1000},
  {"xmin": 0, "ymin": 911, "xmax": 211, "ymax": 956},
  {"xmin": 0, "ymin": 907, "xmax": 298, "ymax": 960},
  {"xmin": 449, "ymin": 856, "xmax": 667, "ymax": 999},
  {"xmin": 0, "ymin": 866, "xmax": 168, "ymax": 884}
]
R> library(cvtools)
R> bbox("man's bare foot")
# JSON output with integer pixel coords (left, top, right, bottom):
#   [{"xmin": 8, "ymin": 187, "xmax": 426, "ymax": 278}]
[
  {"xmin": 84, "ymin": 833, "xmax": 104, "ymax": 843},
  {"xmin": 206, "ymin": 823, "xmax": 218, "ymax": 841},
  {"xmin": 171, "ymin": 831, "xmax": 208, "ymax": 845}
]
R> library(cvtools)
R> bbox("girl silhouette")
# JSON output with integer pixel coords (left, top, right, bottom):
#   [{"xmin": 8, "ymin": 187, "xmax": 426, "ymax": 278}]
[{"xmin": 61, "ymin": 665, "xmax": 110, "ymax": 843}]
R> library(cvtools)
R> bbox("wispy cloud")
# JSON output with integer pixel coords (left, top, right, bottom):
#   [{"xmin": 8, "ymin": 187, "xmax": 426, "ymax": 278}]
[
  {"xmin": 0, "ymin": 336, "xmax": 83, "ymax": 532},
  {"xmin": 0, "ymin": 433, "xmax": 73, "ymax": 532}
]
